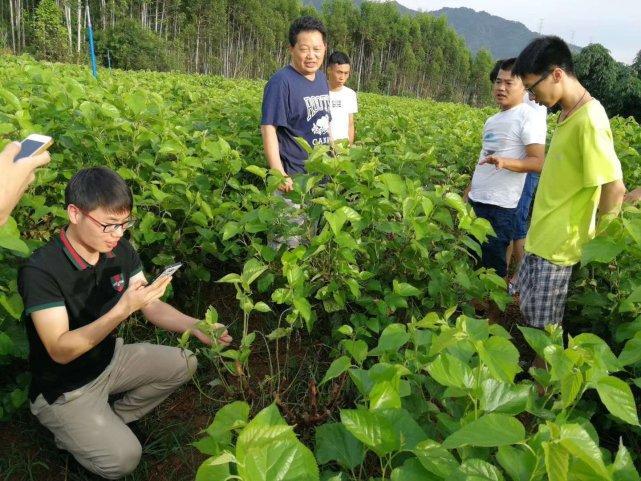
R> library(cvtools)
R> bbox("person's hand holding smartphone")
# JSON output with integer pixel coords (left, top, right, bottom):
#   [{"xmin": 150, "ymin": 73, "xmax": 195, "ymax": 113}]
[
  {"xmin": 151, "ymin": 262, "xmax": 183, "ymax": 284},
  {"xmin": 0, "ymin": 135, "xmax": 53, "ymax": 226},
  {"xmin": 116, "ymin": 276, "xmax": 173, "ymax": 318}
]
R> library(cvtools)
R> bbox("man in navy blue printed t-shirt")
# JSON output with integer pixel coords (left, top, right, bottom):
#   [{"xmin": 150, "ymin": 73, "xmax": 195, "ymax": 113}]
[{"xmin": 260, "ymin": 16, "xmax": 331, "ymax": 193}]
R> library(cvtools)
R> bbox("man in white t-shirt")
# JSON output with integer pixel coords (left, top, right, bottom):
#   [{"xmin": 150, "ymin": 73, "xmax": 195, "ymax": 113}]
[
  {"xmin": 327, "ymin": 51, "xmax": 358, "ymax": 144},
  {"xmin": 463, "ymin": 57, "xmax": 546, "ymax": 278}
]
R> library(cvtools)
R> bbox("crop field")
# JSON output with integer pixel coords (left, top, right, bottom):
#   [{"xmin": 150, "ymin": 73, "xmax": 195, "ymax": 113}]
[{"xmin": 1, "ymin": 55, "xmax": 641, "ymax": 480}]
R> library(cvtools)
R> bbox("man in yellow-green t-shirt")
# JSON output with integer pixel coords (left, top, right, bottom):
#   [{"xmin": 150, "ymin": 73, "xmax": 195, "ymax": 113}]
[{"xmin": 513, "ymin": 36, "xmax": 626, "ymax": 329}]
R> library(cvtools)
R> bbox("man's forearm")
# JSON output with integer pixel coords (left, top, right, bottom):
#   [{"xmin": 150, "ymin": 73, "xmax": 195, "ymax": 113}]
[
  {"xmin": 500, "ymin": 156, "xmax": 543, "ymax": 173},
  {"xmin": 599, "ymin": 179, "xmax": 626, "ymax": 216},
  {"xmin": 142, "ymin": 300, "xmax": 199, "ymax": 333},
  {"xmin": 260, "ymin": 125, "xmax": 286, "ymax": 175},
  {"xmin": 348, "ymin": 116, "xmax": 355, "ymax": 144},
  {"xmin": 51, "ymin": 305, "xmax": 129, "ymax": 364}
]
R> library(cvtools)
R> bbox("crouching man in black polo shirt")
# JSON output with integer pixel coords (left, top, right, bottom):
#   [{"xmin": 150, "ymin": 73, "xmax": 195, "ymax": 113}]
[{"xmin": 18, "ymin": 167, "xmax": 232, "ymax": 479}]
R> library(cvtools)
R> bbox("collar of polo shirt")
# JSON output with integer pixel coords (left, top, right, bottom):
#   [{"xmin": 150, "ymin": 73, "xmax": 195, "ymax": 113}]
[{"xmin": 59, "ymin": 228, "xmax": 115, "ymax": 270}]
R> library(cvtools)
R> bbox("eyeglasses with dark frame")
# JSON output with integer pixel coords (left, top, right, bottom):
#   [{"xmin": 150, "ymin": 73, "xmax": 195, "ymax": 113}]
[
  {"xmin": 526, "ymin": 70, "xmax": 553, "ymax": 96},
  {"xmin": 80, "ymin": 209, "xmax": 136, "ymax": 233}
]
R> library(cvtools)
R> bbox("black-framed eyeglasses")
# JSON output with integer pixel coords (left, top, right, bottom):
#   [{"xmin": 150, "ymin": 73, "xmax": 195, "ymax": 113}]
[
  {"xmin": 526, "ymin": 70, "xmax": 553, "ymax": 96},
  {"xmin": 81, "ymin": 210, "xmax": 136, "ymax": 233}
]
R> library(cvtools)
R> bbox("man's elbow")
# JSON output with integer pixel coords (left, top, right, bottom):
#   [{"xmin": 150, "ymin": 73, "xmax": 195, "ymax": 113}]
[
  {"xmin": 48, "ymin": 348, "xmax": 75, "ymax": 365},
  {"xmin": 607, "ymin": 180, "xmax": 627, "ymax": 199},
  {"xmin": 532, "ymin": 157, "xmax": 545, "ymax": 173}
]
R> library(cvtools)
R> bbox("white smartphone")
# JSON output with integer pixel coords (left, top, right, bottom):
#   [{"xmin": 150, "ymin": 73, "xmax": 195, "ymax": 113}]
[
  {"xmin": 14, "ymin": 134, "xmax": 53, "ymax": 162},
  {"xmin": 152, "ymin": 262, "xmax": 183, "ymax": 283}
]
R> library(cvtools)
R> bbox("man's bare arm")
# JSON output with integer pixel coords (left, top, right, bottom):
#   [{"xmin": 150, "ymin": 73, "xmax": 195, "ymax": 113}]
[
  {"xmin": 480, "ymin": 143, "xmax": 545, "ymax": 173},
  {"xmin": 348, "ymin": 113, "xmax": 355, "ymax": 144},
  {"xmin": 260, "ymin": 125, "xmax": 292, "ymax": 192},
  {"xmin": 599, "ymin": 179, "xmax": 626, "ymax": 217},
  {"xmin": 32, "ymin": 277, "xmax": 170, "ymax": 364}
]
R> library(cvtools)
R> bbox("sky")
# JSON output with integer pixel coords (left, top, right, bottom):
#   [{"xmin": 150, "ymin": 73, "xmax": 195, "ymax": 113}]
[{"xmin": 398, "ymin": 0, "xmax": 640, "ymax": 65}]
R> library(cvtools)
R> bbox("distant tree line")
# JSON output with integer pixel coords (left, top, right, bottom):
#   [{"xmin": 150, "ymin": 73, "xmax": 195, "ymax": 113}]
[
  {"xmin": 0, "ymin": 0, "xmax": 494, "ymax": 106},
  {"xmin": 1, "ymin": 0, "xmax": 640, "ymax": 118},
  {"xmin": 573, "ymin": 44, "xmax": 641, "ymax": 121}
]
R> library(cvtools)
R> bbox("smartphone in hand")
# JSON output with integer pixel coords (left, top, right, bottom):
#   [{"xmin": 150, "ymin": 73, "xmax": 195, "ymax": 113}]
[
  {"xmin": 151, "ymin": 262, "xmax": 183, "ymax": 284},
  {"xmin": 15, "ymin": 134, "xmax": 53, "ymax": 162}
]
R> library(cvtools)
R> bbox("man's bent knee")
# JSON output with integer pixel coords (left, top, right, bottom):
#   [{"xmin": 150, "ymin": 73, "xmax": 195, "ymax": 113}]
[
  {"xmin": 90, "ymin": 439, "xmax": 142, "ymax": 479},
  {"xmin": 180, "ymin": 348, "xmax": 198, "ymax": 381}
]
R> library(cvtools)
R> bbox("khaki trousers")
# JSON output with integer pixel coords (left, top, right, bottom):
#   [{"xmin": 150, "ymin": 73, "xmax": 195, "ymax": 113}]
[{"xmin": 30, "ymin": 338, "xmax": 197, "ymax": 479}]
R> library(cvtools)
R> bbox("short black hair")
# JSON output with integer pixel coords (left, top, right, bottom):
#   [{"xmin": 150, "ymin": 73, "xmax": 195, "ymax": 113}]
[
  {"xmin": 65, "ymin": 167, "xmax": 133, "ymax": 214},
  {"xmin": 514, "ymin": 36, "xmax": 575, "ymax": 77},
  {"xmin": 490, "ymin": 58, "xmax": 518, "ymax": 82},
  {"xmin": 328, "ymin": 51, "xmax": 350, "ymax": 66},
  {"xmin": 489, "ymin": 60, "xmax": 502, "ymax": 82},
  {"xmin": 288, "ymin": 16, "xmax": 327, "ymax": 47}
]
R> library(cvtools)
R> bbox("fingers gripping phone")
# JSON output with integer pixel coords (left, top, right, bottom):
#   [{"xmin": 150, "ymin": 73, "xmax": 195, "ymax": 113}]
[
  {"xmin": 152, "ymin": 262, "xmax": 183, "ymax": 284},
  {"xmin": 15, "ymin": 134, "xmax": 53, "ymax": 162}
]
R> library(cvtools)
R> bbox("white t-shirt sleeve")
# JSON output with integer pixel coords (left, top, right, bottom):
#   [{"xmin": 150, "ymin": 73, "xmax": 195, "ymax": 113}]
[{"xmin": 520, "ymin": 107, "xmax": 547, "ymax": 146}]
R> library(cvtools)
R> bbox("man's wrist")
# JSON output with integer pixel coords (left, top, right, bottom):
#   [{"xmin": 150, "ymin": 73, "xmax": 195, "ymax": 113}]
[{"xmin": 110, "ymin": 301, "xmax": 131, "ymax": 321}]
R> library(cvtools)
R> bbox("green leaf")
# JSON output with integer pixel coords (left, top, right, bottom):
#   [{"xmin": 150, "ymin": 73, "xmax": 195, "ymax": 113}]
[
  {"xmin": 320, "ymin": 356, "xmax": 351, "ymax": 385},
  {"xmin": 560, "ymin": 370, "xmax": 584, "ymax": 408},
  {"xmin": 557, "ymin": 424, "xmax": 610, "ymax": 480},
  {"xmin": 476, "ymin": 336, "xmax": 521, "ymax": 383},
  {"xmin": 342, "ymin": 339, "xmax": 368, "ymax": 364},
  {"xmin": 452, "ymin": 458, "xmax": 505, "ymax": 481},
  {"xmin": 496, "ymin": 445, "xmax": 537, "ymax": 481},
  {"xmin": 371, "ymin": 323, "xmax": 409, "ymax": 354},
  {"xmin": 544, "ymin": 345, "xmax": 575, "ymax": 382},
  {"xmin": 369, "ymin": 381, "xmax": 401, "ymax": 410},
  {"xmin": 324, "ymin": 209, "xmax": 347, "ymax": 236},
  {"xmin": 236, "ymin": 404, "xmax": 319, "ymax": 481},
  {"xmin": 444, "ymin": 192, "xmax": 467, "ymax": 214},
  {"xmin": 377, "ymin": 408, "xmax": 427, "ymax": 451},
  {"xmin": 0, "ymin": 333, "xmax": 14, "ymax": 356},
  {"xmin": 414, "ymin": 439, "xmax": 459, "ymax": 478},
  {"xmin": 314, "ymin": 422, "xmax": 365, "ymax": 470},
  {"xmin": 480, "ymin": 379, "xmax": 531, "ymax": 414},
  {"xmin": 217, "ymin": 273, "xmax": 242, "ymax": 284},
  {"xmin": 426, "ymin": 353, "xmax": 473, "ymax": 389},
  {"xmin": 443, "ymin": 413, "xmax": 525, "ymax": 449},
  {"xmin": 611, "ymin": 440, "xmax": 640, "ymax": 481},
  {"xmin": 518, "ymin": 325, "xmax": 553, "ymax": 358},
  {"xmin": 544, "ymin": 442, "xmax": 569, "ymax": 481},
  {"xmin": 0, "ymin": 89, "xmax": 21, "ymax": 109},
  {"xmin": 391, "ymin": 458, "xmax": 440, "ymax": 481},
  {"xmin": 241, "ymin": 258, "xmax": 268, "ymax": 286},
  {"xmin": 205, "ymin": 401, "xmax": 250, "ymax": 443},
  {"xmin": 594, "ymin": 376, "xmax": 640, "ymax": 426},
  {"xmin": 618, "ymin": 332, "xmax": 641, "ymax": 366},
  {"xmin": 266, "ymin": 327, "xmax": 292, "ymax": 341},
  {"xmin": 0, "ymin": 293, "xmax": 24, "ymax": 320},
  {"xmin": 195, "ymin": 453, "xmax": 232, "ymax": 481},
  {"xmin": 222, "ymin": 221, "xmax": 241, "ymax": 241},
  {"xmin": 393, "ymin": 280, "xmax": 422, "ymax": 297},
  {"xmin": 253, "ymin": 302, "xmax": 271, "ymax": 313},
  {"xmin": 378, "ymin": 173, "xmax": 406, "ymax": 196},
  {"xmin": 293, "ymin": 296, "xmax": 312, "ymax": 322},
  {"xmin": 580, "ymin": 237, "xmax": 624, "ymax": 265},
  {"xmin": 245, "ymin": 164, "xmax": 267, "ymax": 178},
  {"xmin": 340, "ymin": 408, "xmax": 399, "ymax": 456}
]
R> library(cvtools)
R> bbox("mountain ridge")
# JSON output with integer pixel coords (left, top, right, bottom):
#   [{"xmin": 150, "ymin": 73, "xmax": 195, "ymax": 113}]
[{"xmin": 302, "ymin": 1, "xmax": 581, "ymax": 59}]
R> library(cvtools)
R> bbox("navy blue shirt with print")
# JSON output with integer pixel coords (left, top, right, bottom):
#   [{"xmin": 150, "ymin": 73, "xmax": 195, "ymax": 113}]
[{"xmin": 261, "ymin": 65, "xmax": 331, "ymax": 175}]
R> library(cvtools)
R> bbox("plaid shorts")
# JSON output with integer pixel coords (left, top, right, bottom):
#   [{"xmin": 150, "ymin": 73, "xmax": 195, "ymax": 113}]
[{"xmin": 517, "ymin": 253, "xmax": 573, "ymax": 328}]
